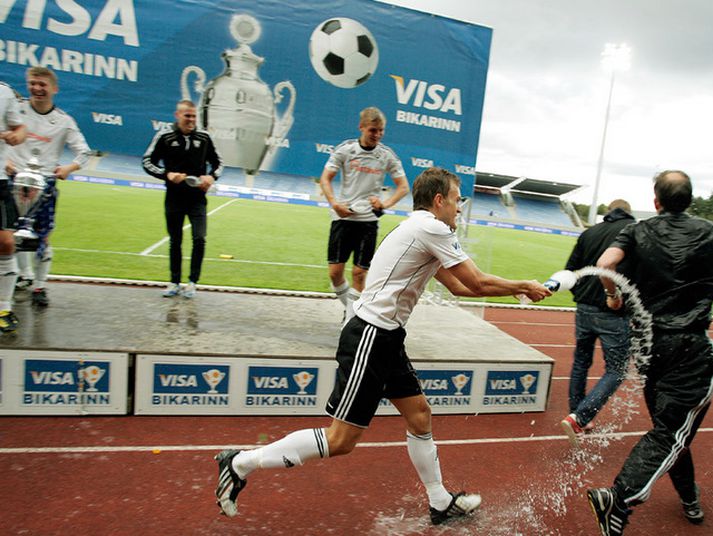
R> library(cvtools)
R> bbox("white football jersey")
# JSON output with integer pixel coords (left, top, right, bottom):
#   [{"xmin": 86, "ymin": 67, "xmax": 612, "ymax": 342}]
[
  {"xmin": 0, "ymin": 83, "xmax": 23, "ymax": 167},
  {"xmin": 325, "ymin": 139, "xmax": 405, "ymax": 222},
  {"xmin": 354, "ymin": 210, "xmax": 469, "ymax": 330},
  {"xmin": 8, "ymin": 99, "xmax": 90, "ymax": 176}
]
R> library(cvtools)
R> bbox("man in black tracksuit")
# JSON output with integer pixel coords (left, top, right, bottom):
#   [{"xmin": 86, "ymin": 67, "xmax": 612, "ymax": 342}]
[
  {"xmin": 587, "ymin": 170, "xmax": 713, "ymax": 535},
  {"xmin": 142, "ymin": 100, "xmax": 223, "ymax": 298},
  {"xmin": 560, "ymin": 200, "xmax": 635, "ymax": 443}
]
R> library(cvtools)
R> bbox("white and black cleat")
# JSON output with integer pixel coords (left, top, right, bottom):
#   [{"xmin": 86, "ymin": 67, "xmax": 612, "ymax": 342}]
[{"xmin": 214, "ymin": 449, "xmax": 247, "ymax": 517}]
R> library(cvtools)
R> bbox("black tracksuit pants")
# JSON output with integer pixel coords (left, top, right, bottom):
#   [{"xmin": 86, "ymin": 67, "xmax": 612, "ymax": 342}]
[
  {"xmin": 165, "ymin": 199, "xmax": 207, "ymax": 284},
  {"xmin": 614, "ymin": 330, "xmax": 713, "ymax": 505}
]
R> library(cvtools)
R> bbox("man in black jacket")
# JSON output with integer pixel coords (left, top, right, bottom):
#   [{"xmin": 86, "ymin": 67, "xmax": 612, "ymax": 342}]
[
  {"xmin": 143, "ymin": 100, "xmax": 223, "ymax": 298},
  {"xmin": 561, "ymin": 199, "xmax": 634, "ymax": 446},
  {"xmin": 587, "ymin": 170, "xmax": 713, "ymax": 534}
]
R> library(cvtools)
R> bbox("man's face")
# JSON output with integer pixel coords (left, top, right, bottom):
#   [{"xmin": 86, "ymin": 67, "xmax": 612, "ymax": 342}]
[
  {"xmin": 436, "ymin": 182, "xmax": 462, "ymax": 231},
  {"xmin": 175, "ymin": 105, "xmax": 197, "ymax": 134},
  {"xmin": 358, "ymin": 120, "xmax": 384, "ymax": 148},
  {"xmin": 27, "ymin": 75, "xmax": 58, "ymax": 106}
]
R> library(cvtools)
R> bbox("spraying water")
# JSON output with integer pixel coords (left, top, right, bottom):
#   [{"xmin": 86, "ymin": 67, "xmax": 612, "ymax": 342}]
[{"xmin": 482, "ymin": 267, "xmax": 655, "ymax": 534}]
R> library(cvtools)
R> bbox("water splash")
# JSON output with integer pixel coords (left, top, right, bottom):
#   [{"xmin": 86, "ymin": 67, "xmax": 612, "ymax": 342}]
[{"xmin": 487, "ymin": 266, "xmax": 655, "ymax": 534}]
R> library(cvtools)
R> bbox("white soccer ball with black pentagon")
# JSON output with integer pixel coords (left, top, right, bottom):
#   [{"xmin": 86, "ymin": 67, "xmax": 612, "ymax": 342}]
[{"xmin": 309, "ymin": 18, "xmax": 379, "ymax": 89}]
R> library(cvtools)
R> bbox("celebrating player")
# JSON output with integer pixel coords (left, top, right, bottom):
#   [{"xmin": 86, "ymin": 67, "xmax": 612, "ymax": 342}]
[
  {"xmin": 214, "ymin": 167, "xmax": 551, "ymax": 525},
  {"xmin": 319, "ymin": 107, "xmax": 409, "ymax": 322},
  {"xmin": 0, "ymin": 81, "xmax": 26, "ymax": 331},
  {"xmin": 6, "ymin": 67, "xmax": 91, "ymax": 308}
]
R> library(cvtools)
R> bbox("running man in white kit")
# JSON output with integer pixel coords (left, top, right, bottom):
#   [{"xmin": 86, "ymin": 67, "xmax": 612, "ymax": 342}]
[
  {"xmin": 6, "ymin": 67, "xmax": 91, "ymax": 307},
  {"xmin": 214, "ymin": 167, "xmax": 551, "ymax": 525},
  {"xmin": 320, "ymin": 107, "xmax": 409, "ymax": 321}
]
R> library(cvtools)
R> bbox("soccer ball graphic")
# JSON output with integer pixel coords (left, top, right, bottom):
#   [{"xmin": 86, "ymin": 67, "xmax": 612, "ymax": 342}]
[{"xmin": 308, "ymin": 18, "xmax": 379, "ymax": 89}]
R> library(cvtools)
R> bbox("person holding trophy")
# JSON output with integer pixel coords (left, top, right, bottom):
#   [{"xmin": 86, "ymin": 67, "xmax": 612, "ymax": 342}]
[
  {"xmin": 142, "ymin": 100, "xmax": 223, "ymax": 299},
  {"xmin": 319, "ymin": 107, "xmax": 409, "ymax": 322},
  {"xmin": 5, "ymin": 67, "xmax": 91, "ymax": 308},
  {"xmin": 0, "ymin": 81, "xmax": 26, "ymax": 332}
]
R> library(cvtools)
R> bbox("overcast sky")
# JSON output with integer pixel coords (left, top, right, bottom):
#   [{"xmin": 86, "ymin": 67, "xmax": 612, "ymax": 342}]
[{"xmin": 381, "ymin": 0, "xmax": 713, "ymax": 211}]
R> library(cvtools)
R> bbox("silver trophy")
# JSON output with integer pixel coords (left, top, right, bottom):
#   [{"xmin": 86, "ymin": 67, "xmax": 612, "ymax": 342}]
[
  {"xmin": 181, "ymin": 14, "xmax": 296, "ymax": 173},
  {"xmin": 12, "ymin": 156, "xmax": 48, "ymax": 249}
]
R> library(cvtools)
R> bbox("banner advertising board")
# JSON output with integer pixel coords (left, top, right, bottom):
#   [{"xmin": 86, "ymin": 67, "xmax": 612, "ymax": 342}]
[{"xmin": 0, "ymin": 0, "xmax": 491, "ymax": 192}]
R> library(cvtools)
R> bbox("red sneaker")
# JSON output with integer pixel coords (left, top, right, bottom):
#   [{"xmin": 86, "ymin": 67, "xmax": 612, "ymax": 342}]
[{"xmin": 561, "ymin": 414, "xmax": 583, "ymax": 447}]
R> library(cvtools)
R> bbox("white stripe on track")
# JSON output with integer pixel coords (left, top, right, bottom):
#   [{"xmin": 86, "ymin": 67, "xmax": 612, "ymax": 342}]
[
  {"xmin": 2, "ymin": 428, "xmax": 712, "ymax": 455},
  {"xmin": 140, "ymin": 198, "xmax": 238, "ymax": 256}
]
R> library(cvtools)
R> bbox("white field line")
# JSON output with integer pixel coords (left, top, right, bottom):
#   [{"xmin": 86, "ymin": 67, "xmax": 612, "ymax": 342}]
[
  {"xmin": 140, "ymin": 198, "xmax": 238, "ymax": 256},
  {"xmin": 3, "ymin": 428, "xmax": 711, "ymax": 455},
  {"xmin": 52, "ymin": 247, "xmax": 324, "ymax": 270}
]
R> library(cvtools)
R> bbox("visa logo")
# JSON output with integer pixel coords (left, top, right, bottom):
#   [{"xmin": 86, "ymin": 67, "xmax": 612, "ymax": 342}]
[
  {"xmin": 30, "ymin": 370, "xmax": 74, "ymax": 385},
  {"xmin": 253, "ymin": 376, "xmax": 289, "ymax": 389},
  {"xmin": 391, "ymin": 75, "xmax": 462, "ymax": 116},
  {"xmin": 490, "ymin": 379, "xmax": 517, "ymax": 390},
  {"xmin": 92, "ymin": 112, "xmax": 123, "ymax": 125},
  {"xmin": 455, "ymin": 164, "xmax": 476, "ymax": 175},
  {"xmin": 159, "ymin": 374, "xmax": 198, "ymax": 387},
  {"xmin": 411, "ymin": 157, "xmax": 434, "ymax": 168},
  {"xmin": 315, "ymin": 143, "xmax": 335, "ymax": 154},
  {"xmin": 420, "ymin": 379, "xmax": 449, "ymax": 390},
  {"xmin": 152, "ymin": 120, "xmax": 172, "ymax": 131}
]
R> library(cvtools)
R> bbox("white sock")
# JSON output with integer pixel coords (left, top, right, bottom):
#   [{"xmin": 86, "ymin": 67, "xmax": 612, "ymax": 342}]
[
  {"xmin": 232, "ymin": 428, "xmax": 329, "ymax": 479},
  {"xmin": 33, "ymin": 246, "xmax": 52, "ymax": 289},
  {"xmin": 332, "ymin": 281, "xmax": 349, "ymax": 306},
  {"xmin": 0, "ymin": 255, "xmax": 17, "ymax": 311},
  {"xmin": 345, "ymin": 288, "xmax": 361, "ymax": 323},
  {"xmin": 16, "ymin": 251, "xmax": 32, "ymax": 279},
  {"xmin": 407, "ymin": 431, "xmax": 452, "ymax": 510}
]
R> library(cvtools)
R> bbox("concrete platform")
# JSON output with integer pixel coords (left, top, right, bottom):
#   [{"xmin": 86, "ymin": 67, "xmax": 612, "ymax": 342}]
[
  {"xmin": 0, "ymin": 282, "xmax": 553, "ymax": 416},
  {"xmin": 3, "ymin": 282, "xmax": 551, "ymax": 365}
]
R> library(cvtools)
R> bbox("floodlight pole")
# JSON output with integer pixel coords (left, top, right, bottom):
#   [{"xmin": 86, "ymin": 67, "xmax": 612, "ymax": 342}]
[{"xmin": 588, "ymin": 71, "xmax": 616, "ymax": 226}]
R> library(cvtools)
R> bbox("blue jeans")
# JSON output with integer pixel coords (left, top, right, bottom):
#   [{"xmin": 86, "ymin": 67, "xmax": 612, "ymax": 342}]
[{"xmin": 569, "ymin": 303, "xmax": 630, "ymax": 425}]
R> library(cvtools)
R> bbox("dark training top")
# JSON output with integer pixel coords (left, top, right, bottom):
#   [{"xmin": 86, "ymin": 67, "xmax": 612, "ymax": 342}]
[
  {"xmin": 142, "ymin": 124, "xmax": 223, "ymax": 205},
  {"xmin": 612, "ymin": 211, "xmax": 713, "ymax": 331}
]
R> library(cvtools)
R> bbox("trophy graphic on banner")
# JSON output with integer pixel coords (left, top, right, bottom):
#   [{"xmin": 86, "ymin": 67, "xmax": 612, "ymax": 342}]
[
  {"xmin": 180, "ymin": 13, "xmax": 296, "ymax": 173},
  {"xmin": 292, "ymin": 371, "xmax": 315, "ymax": 395},
  {"xmin": 520, "ymin": 373, "xmax": 537, "ymax": 395},
  {"xmin": 12, "ymin": 153, "xmax": 48, "ymax": 250},
  {"xmin": 451, "ymin": 373, "xmax": 470, "ymax": 396},
  {"xmin": 79, "ymin": 365, "xmax": 105, "ymax": 392},
  {"xmin": 202, "ymin": 369, "xmax": 226, "ymax": 394}
]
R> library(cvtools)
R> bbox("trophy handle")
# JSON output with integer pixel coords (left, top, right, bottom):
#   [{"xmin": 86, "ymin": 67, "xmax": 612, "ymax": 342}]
[
  {"xmin": 180, "ymin": 66, "xmax": 207, "ymax": 102},
  {"xmin": 268, "ymin": 81, "xmax": 296, "ymax": 154}
]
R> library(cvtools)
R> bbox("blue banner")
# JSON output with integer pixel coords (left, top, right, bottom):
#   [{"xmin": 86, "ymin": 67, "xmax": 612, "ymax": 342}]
[{"xmin": 0, "ymin": 0, "xmax": 491, "ymax": 192}]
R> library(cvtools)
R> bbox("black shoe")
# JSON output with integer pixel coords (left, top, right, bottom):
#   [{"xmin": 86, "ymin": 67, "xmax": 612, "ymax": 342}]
[
  {"xmin": 587, "ymin": 488, "xmax": 631, "ymax": 535},
  {"xmin": 682, "ymin": 484, "xmax": 704, "ymax": 524},
  {"xmin": 429, "ymin": 491, "xmax": 482, "ymax": 525},
  {"xmin": 0, "ymin": 310, "xmax": 18, "ymax": 333},
  {"xmin": 215, "ymin": 449, "xmax": 247, "ymax": 517},
  {"xmin": 31, "ymin": 288, "xmax": 49, "ymax": 307},
  {"xmin": 15, "ymin": 277, "xmax": 33, "ymax": 291}
]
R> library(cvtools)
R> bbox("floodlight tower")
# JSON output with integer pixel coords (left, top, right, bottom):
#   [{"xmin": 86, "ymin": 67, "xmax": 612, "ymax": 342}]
[{"xmin": 588, "ymin": 43, "xmax": 631, "ymax": 225}]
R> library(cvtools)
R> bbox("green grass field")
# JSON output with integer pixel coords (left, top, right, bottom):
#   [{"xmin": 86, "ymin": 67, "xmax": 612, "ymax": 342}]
[{"xmin": 50, "ymin": 181, "xmax": 578, "ymax": 307}]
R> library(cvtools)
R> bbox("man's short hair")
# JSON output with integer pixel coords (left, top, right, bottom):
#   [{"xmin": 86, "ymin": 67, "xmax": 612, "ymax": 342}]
[
  {"xmin": 176, "ymin": 99, "xmax": 196, "ymax": 111},
  {"xmin": 654, "ymin": 170, "xmax": 692, "ymax": 213},
  {"xmin": 608, "ymin": 199, "xmax": 632, "ymax": 213},
  {"xmin": 26, "ymin": 66, "xmax": 58, "ymax": 87},
  {"xmin": 359, "ymin": 107, "xmax": 386, "ymax": 126},
  {"xmin": 412, "ymin": 167, "xmax": 460, "ymax": 211}
]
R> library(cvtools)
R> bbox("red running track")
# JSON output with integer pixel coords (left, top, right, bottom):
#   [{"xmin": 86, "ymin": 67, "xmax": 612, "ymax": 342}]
[{"xmin": 0, "ymin": 307, "xmax": 711, "ymax": 535}]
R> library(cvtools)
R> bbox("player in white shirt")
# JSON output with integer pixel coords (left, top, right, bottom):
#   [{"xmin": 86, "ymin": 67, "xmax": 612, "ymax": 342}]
[
  {"xmin": 214, "ymin": 168, "xmax": 551, "ymax": 525},
  {"xmin": 6, "ymin": 67, "xmax": 91, "ymax": 307},
  {"xmin": 320, "ymin": 107, "xmax": 409, "ymax": 321},
  {"xmin": 0, "ymin": 81, "xmax": 26, "ymax": 332}
]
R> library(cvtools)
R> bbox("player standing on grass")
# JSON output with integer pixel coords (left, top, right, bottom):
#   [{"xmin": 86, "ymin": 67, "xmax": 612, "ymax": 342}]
[
  {"xmin": 319, "ymin": 107, "xmax": 409, "ymax": 322},
  {"xmin": 0, "ymin": 81, "xmax": 26, "ymax": 332},
  {"xmin": 142, "ymin": 100, "xmax": 223, "ymax": 299},
  {"xmin": 214, "ymin": 167, "xmax": 551, "ymax": 525},
  {"xmin": 6, "ymin": 67, "xmax": 91, "ymax": 308}
]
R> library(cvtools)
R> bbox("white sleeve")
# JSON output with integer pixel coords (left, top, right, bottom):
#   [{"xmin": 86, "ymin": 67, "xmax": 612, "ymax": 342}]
[
  {"xmin": 2, "ymin": 87, "xmax": 22, "ymax": 127},
  {"xmin": 325, "ymin": 142, "xmax": 348, "ymax": 172},
  {"xmin": 66, "ymin": 116, "xmax": 91, "ymax": 169},
  {"xmin": 386, "ymin": 152, "xmax": 405, "ymax": 179},
  {"xmin": 422, "ymin": 222, "xmax": 469, "ymax": 268}
]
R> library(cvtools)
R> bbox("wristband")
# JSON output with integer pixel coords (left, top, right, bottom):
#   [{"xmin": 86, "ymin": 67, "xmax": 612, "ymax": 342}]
[{"xmin": 605, "ymin": 288, "xmax": 622, "ymax": 299}]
